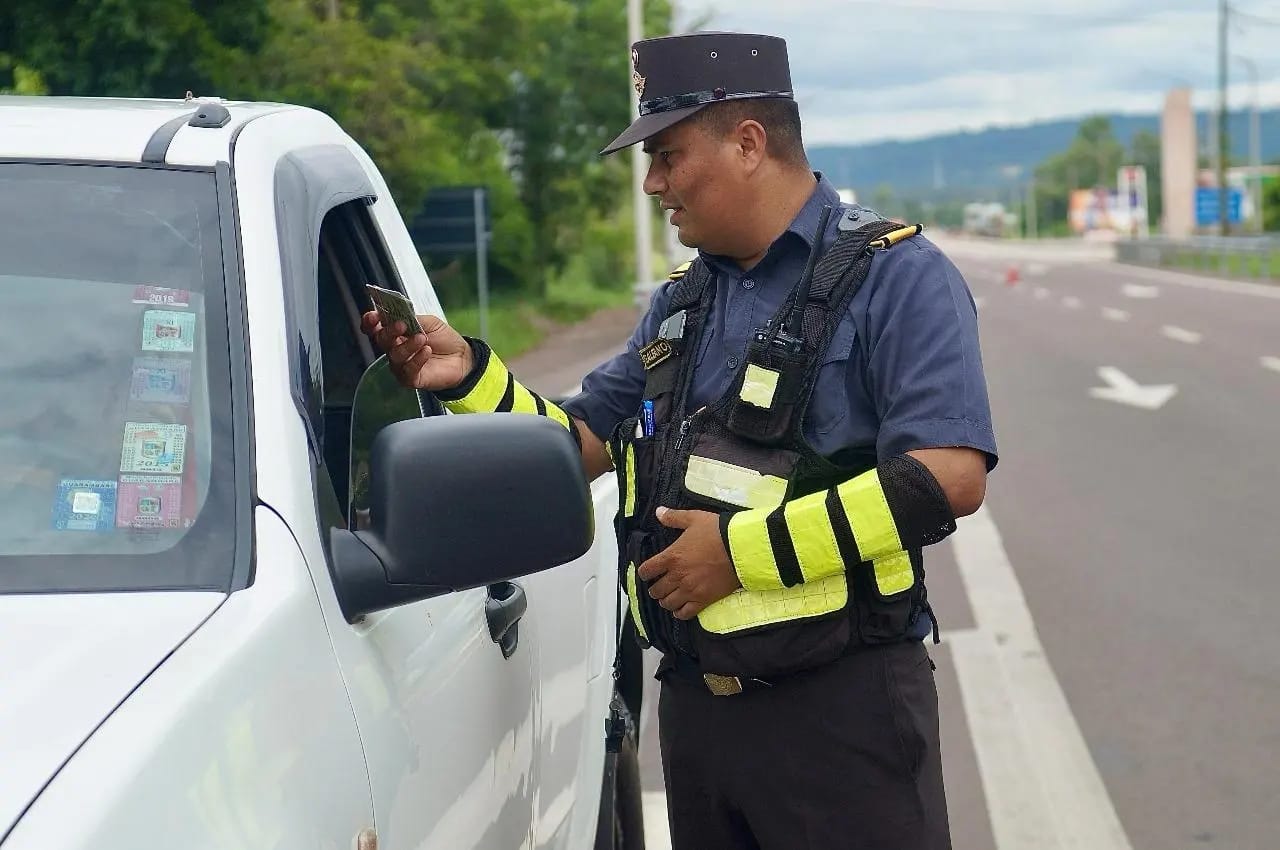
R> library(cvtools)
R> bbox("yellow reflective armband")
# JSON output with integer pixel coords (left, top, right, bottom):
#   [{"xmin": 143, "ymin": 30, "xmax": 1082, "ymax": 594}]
[
  {"xmin": 721, "ymin": 458, "xmax": 952, "ymax": 592},
  {"xmin": 436, "ymin": 341, "xmax": 577, "ymax": 442}
]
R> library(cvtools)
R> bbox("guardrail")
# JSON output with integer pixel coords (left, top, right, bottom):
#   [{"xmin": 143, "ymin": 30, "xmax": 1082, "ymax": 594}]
[{"xmin": 1116, "ymin": 235, "xmax": 1280, "ymax": 281}]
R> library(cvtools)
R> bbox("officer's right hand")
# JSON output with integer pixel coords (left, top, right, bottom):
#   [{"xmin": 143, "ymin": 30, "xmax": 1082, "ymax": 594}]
[{"xmin": 360, "ymin": 311, "xmax": 475, "ymax": 391}]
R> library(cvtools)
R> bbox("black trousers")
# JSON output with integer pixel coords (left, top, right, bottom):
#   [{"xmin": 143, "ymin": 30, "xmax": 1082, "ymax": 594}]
[{"xmin": 658, "ymin": 640, "xmax": 952, "ymax": 850}]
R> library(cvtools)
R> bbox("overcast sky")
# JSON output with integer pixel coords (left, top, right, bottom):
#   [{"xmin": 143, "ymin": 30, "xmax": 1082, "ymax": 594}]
[{"xmin": 674, "ymin": 0, "xmax": 1280, "ymax": 146}]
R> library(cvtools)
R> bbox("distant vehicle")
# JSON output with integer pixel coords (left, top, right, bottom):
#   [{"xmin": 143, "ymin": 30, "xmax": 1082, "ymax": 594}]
[
  {"xmin": 964, "ymin": 201, "xmax": 1015, "ymax": 237},
  {"xmin": 0, "ymin": 95, "xmax": 642, "ymax": 850}
]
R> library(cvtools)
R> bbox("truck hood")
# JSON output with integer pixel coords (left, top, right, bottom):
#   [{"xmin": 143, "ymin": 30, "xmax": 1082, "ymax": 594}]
[{"xmin": 0, "ymin": 591, "xmax": 223, "ymax": 838}]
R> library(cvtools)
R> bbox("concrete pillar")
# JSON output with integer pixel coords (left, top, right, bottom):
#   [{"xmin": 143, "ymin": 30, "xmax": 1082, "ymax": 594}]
[{"xmin": 1161, "ymin": 87, "xmax": 1197, "ymax": 238}]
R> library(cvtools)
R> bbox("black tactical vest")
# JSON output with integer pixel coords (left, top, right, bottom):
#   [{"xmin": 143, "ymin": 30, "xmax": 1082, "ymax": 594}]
[{"xmin": 610, "ymin": 210, "xmax": 938, "ymax": 681}]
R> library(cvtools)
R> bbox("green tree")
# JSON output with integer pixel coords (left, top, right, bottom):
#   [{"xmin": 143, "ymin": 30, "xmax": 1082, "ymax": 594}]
[
  {"xmin": 215, "ymin": 0, "xmax": 539, "ymax": 303},
  {"xmin": 2, "ymin": 0, "xmax": 675, "ymax": 307},
  {"xmin": 0, "ymin": 55, "xmax": 47, "ymax": 95},
  {"xmin": 217, "ymin": 3, "xmax": 465, "ymax": 215},
  {"xmin": 0, "ymin": 0, "xmax": 268, "ymax": 96},
  {"xmin": 505, "ymin": 0, "xmax": 672, "ymax": 295},
  {"xmin": 1262, "ymin": 175, "xmax": 1280, "ymax": 232},
  {"xmin": 1128, "ymin": 129, "xmax": 1163, "ymax": 226},
  {"xmin": 871, "ymin": 183, "xmax": 895, "ymax": 215},
  {"xmin": 337, "ymin": 0, "xmax": 671, "ymax": 297},
  {"xmin": 1033, "ymin": 115, "xmax": 1125, "ymax": 230},
  {"xmin": 901, "ymin": 198, "xmax": 925, "ymax": 225}
]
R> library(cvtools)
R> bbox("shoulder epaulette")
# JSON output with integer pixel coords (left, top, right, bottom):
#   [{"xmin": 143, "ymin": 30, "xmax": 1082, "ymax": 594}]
[
  {"xmin": 868, "ymin": 223, "xmax": 923, "ymax": 251},
  {"xmin": 667, "ymin": 260, "xmax": 693, "ymax": 281}
]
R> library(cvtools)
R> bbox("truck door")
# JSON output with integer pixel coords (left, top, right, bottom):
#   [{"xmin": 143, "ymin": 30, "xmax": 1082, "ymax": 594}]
[{"xmin": 272, "ymin": 144, "xmax": 540, "ymax": 849}]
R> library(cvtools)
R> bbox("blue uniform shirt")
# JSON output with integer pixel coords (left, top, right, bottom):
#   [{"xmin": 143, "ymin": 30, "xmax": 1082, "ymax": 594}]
[
  {"xmin": 565, "ymin": 174, "xmax": 999, "ymax": 472},
  {"xmin": 565, "ymin": 175, "xmax": 997, "ymax": 642}
]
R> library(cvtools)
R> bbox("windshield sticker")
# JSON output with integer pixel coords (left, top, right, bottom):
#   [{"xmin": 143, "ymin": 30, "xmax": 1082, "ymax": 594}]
[
  {"xmin": 120, "ymin": 422, "xmax": 187, "ymax": 475},
  {"xmin": 116, "ymin": 475, "xmax": 182, "ymax": 529},
  {"xmin": 142, "ymin": 310, "xmax": 196, "ymax": 353},
  {"xmin": 132, "ymin": 286, "xmax": 191, "ymax": 307},
  {"xmin": 52, "ymin": 479, "xmax": 118, "ymax": 531},
  {"xmin": 129, "ymin": 357, "xmax": 192, "ymax": 404}
]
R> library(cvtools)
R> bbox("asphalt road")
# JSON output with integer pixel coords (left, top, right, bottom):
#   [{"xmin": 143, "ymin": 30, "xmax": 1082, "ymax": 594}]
[{"xmin": 522, "ymin": 236, "xmax": 1280, "ymax": 850}]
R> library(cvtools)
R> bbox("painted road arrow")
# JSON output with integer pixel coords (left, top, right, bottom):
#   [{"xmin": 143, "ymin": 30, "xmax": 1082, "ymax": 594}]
[{"xmin": 1089, "ymin": 366, "xmax": 1177, "ymax": 410}]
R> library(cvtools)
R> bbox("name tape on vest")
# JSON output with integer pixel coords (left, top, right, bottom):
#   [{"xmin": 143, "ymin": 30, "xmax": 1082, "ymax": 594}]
[{"xmin": 639, "ymin": 338, "xmax": 674, "ymax": 370}]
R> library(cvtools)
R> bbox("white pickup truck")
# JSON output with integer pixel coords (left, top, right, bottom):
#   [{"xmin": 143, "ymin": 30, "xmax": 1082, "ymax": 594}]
[{"xmin": 0, "ymin": 96, "xmax": 643, "ymax": 850}]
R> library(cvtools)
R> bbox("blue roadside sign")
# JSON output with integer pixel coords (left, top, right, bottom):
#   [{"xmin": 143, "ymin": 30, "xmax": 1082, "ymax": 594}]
[{"xmin": 1195, "ymin": 187, "xmax": 1243, "ymax": 226}]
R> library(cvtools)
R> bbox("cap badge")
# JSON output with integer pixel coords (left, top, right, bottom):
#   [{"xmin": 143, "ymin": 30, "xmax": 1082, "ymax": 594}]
[{"xmin": 631, "ymin": 49, "xmax": 646, "ymax": 97}]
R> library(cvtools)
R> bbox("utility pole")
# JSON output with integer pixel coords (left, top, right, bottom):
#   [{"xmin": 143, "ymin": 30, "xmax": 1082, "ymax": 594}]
[
  {"xmin": 628, "ymin": 0, "xmax": 653, "ymax": 295},
  {"xmin": 1236, "ymin": 56, "xmax": 1261, "ymax": 233},
  {"xmin": 1026, "ymin": 179, "xmax": 1038, "ymax": 240},
  {"xmin": 1217, "ymin": 0, "xmax": 1229, "ymax": 234},
  {"xmin": 664, "ymin": 0, "xmax": 682, "ymax": 268},
  {"xmin": 1010, "ymin": 184, "xmax": 1021, "ymax": 239},
  {"xmin": 1249, "ymin": 69, "xmax": 1261, "ymax": 234}
]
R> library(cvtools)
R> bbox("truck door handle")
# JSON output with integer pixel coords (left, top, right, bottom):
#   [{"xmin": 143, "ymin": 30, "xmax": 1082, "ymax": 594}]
[{"xmin": 485, "ymin": 581, "xmax": 527, "ymax": 659}]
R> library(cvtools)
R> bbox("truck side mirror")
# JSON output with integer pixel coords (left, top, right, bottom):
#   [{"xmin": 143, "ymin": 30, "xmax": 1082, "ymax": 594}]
[{"xmin": 329, "ymin": 359, "xmax": 592, "ymax": 622}]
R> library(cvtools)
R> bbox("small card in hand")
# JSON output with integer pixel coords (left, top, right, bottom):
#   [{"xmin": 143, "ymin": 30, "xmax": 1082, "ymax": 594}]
[{"xmin": 367, "ymin": 284, "xmax": 424, "ymax": 336}]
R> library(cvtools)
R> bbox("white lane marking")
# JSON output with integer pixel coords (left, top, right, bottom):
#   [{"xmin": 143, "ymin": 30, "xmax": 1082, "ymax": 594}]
[
  {"xmin": 1062, "ymin": 296, "xmax": 1082, "ymax": 309},
  {"xmin": 937, "ymin": 626, "xmax": 980, "ymax": 641},
  {"xmin": 1121, "ymin": 262, "xmax": 1280, "ymax": 299},
  {"xmin": 644, "ymin": 792, "xmax": 672, "ymax": 850},
  {"xmin": 1089, "ymin": 366, "xmax": 1177, "ymax": 410},
  {"xmin": 950, "ymin": 508, "xmax": 1134, "ymax": 850},
  {"xmin": 1102, "ymin": 307, "xmax": 1131, "ymax": 322},
  {"xmin": 1160, "ymin": 325, "xmax": 1203, "ymax": 344},
  {"xmin": 1121, "ymin": 283, "xmax": 1160, "ymax": 299},
  {"xmin": 948, "ymin": 631, "xmax": 1063, "ymax": 848},
  {"xmin": 1034, "ymin": 287, "xmax": 1050, "ymax": 300},
  {"xmin": 1262, "ymin": 356, "xmax": 1280, "ymax": 373}
]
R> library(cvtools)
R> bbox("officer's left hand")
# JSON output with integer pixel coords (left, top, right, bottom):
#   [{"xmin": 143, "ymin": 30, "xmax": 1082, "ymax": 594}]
[{"xmin": 638, "ymin": 507, "xmax": 742, "ymax": 621}]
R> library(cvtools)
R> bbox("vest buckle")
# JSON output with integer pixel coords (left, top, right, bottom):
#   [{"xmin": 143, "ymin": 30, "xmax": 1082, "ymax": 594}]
[
  {"xmin": 703, "ymin": 673, "xmax": 744, "ymax": 696},
  {"xmin": 703, "ymin": 673, "xmax": 776, "ymax": 696}
]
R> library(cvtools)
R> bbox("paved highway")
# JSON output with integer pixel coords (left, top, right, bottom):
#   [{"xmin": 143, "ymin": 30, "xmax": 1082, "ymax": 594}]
[{"xmin": 521, "ymin": 236, "xmax": 1280, "ymax": 850}]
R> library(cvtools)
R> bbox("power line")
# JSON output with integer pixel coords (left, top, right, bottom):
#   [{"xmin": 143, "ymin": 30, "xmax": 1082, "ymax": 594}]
[{"xmin": 1230, "ymin": 6, "xmax": 1280, "ymax": 26}]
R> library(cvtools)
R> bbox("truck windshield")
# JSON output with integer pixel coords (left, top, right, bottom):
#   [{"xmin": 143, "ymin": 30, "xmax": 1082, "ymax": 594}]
[{"xmin": 0, "ymin": 162, "xmax": 240, "ymax": 593}]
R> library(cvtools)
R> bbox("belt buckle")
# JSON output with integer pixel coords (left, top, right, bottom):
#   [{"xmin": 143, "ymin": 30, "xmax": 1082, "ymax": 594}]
[{"xmin": 703, "ymin": 673, "xmax": 744, "ymax": 696}]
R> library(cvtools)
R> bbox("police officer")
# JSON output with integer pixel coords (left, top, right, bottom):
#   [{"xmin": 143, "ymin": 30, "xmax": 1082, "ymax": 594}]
[{"xmin": 364, "ymin": 31, "xmax": 997, "ymax": 850}]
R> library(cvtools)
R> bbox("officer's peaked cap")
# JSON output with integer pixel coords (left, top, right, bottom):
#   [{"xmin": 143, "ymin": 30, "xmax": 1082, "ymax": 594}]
[{"xmin": 601, "ymin": 32, "xmax": 793, "ymax": 155}]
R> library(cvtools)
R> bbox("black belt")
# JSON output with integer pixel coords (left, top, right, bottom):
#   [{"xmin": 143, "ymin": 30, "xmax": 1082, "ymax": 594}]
[
  {"xmin": 658, "ymin": 653, "xmax": 782, "ymax": 697},
  {"xmin": 661, "ymin": 633, "xmax": 931, "ymax": 697}
]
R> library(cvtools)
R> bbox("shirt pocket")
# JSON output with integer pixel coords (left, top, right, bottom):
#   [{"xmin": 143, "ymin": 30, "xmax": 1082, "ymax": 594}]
[{"xmin": 806, "ymin": 321, "xmax": 858, "ymax": 438}]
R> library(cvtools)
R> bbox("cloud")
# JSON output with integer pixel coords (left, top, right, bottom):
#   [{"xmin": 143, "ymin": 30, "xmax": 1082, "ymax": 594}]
[{"xmin": 673, "ymin": 0, "xmax": 1280, "ymax": 144}]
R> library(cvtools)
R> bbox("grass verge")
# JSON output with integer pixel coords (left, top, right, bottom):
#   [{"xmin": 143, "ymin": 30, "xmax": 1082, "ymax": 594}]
[
  {"xmin": 447, "ymin": 274, "xmax": 633, "ymax": 360},
  {"xmin": 1165, "ymin": 249, "xmax": 1280, "ymax": 279}
]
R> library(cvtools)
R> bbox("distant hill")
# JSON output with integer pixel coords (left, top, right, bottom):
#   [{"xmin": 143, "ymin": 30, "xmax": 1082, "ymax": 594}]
[{"xmin": 807, "ymin": 108, "xmax": 1280, "ymax": 203}]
